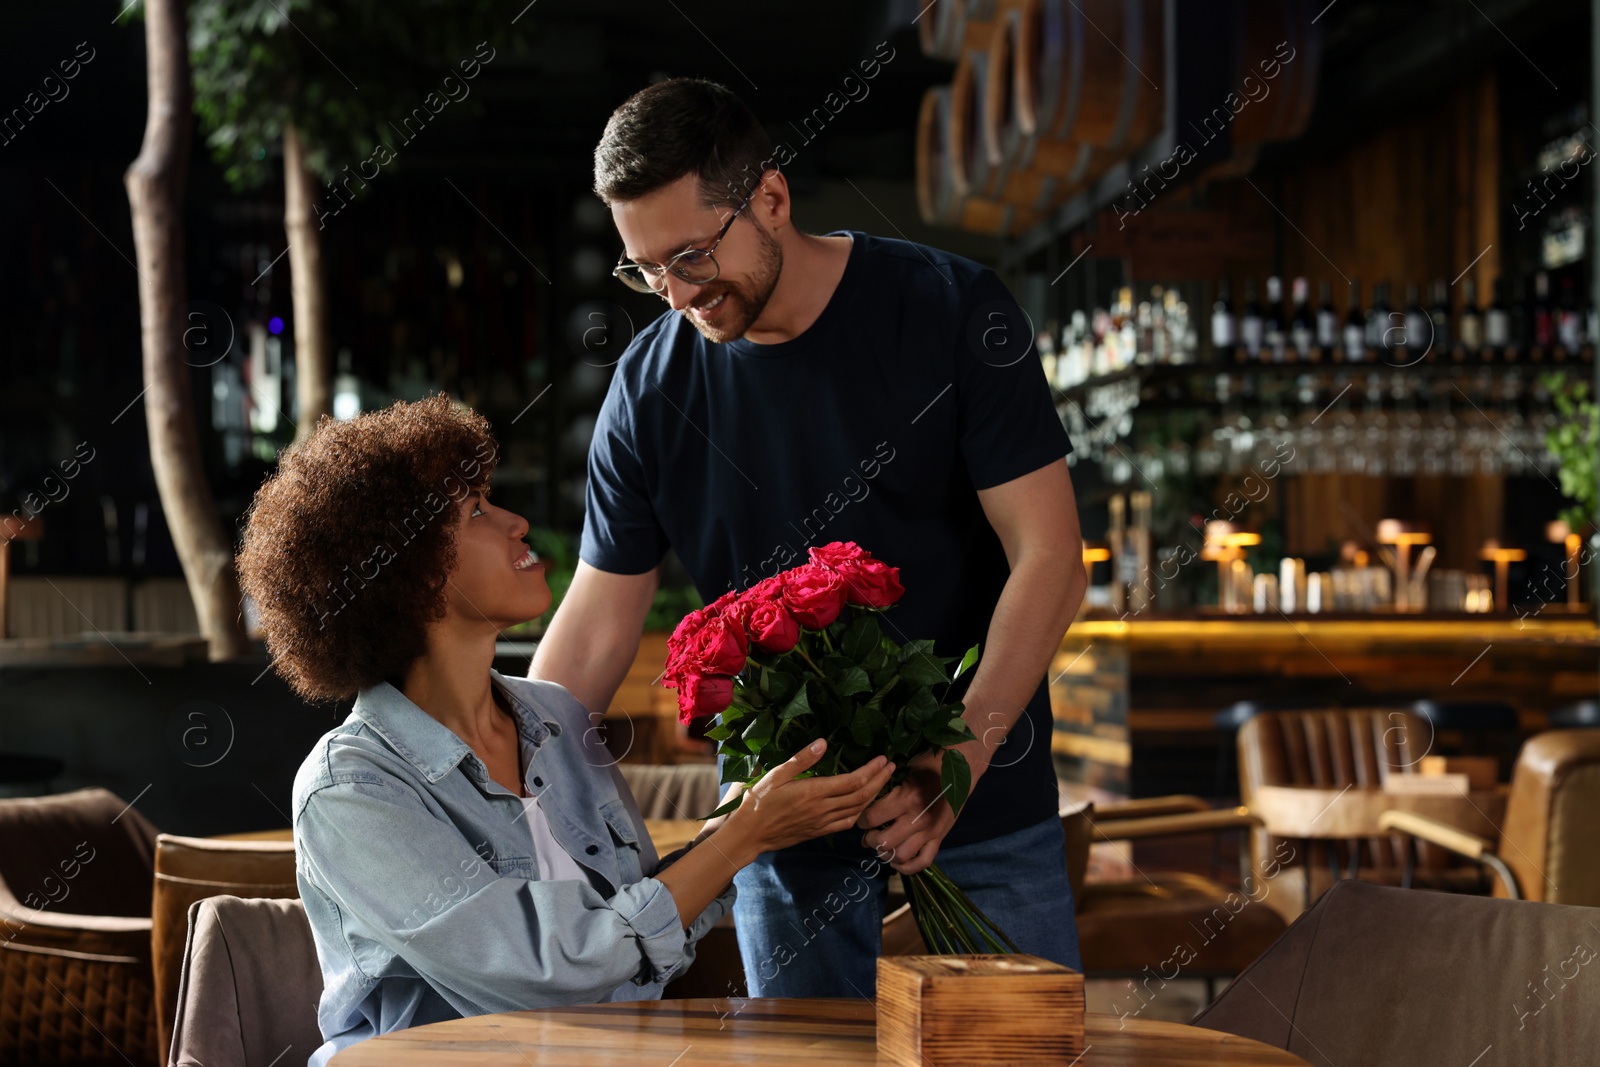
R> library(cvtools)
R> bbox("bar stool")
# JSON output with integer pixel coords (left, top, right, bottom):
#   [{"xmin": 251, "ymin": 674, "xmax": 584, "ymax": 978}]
[{"xmin": 1549, "ymin": 700, "xmax": 1599, "ymax": 729}]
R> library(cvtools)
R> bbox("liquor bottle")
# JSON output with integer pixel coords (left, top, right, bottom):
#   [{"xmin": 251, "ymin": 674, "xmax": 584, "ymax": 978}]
[
  {"xmin": 1240, "ymin": 278, "xmax": 1265, "ymax": 360},
  {"xmin": 1116, "ymin": 286, "xmax": 1137, "ymax": 369},
  {"xmin": 1290, "ymin": 277, "xmax": 1314, "ymax": 360},
  {"xmin": 1458, "ymin": 278, "xmax": 1484, "ymax": 359},
  {"xmin": 1366, "ymin": 282, "xmax": 1393, "ymax": 355},
  {"xmin": 1556, "ymin": 275, "xmax": 1582, "ymax": 358},
  {"xmin": 1264, "ymin": 276, "xmax": 1288, "ymax": 362},
  {"xmin": 1508, "ymin": 276, "xmax": 1528, "ymax": 361},
  {"xmin": 1429, "ymin": 280, "xmax": 1452, "ymax": 357},
  {"xmin": 1402, "ymin": 283, "xmax": 1429, "ymax": 362},
  {"xmin": 1211, "ymin": 280, "xmax": 1236, "ymax": 362},
  {"xmin": 1485, "ymin": 277, "xmax": 1511, "ymax": 360},
  {"xmin": 1315, "ymin": 280, "xmax": 1339, "ymax": 359},
  {"xmin": 1532, "ymin": 271, "xmax": 1554, "ymax": 357},
  {"xmin": 1343, "ymin": 280, "xmax": 1367, "ymax": 362}
]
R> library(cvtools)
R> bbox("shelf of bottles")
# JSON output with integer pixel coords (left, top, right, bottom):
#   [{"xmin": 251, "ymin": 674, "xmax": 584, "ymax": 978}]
[{"xmin": 1045, "ymin": 271, "xmax": 1595, "ymax": 480}]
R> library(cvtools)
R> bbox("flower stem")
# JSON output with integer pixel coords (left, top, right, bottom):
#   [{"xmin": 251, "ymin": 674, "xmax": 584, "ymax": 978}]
[{"xmin": 793, "ymin": 644, "xmax": 828, "ymax": 679}]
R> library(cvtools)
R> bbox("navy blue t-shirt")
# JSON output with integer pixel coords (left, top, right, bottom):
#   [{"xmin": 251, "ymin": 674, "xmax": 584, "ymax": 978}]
[{"xmin": 580, "ymin": 231, "xmax": 1072, "ymax": 849}]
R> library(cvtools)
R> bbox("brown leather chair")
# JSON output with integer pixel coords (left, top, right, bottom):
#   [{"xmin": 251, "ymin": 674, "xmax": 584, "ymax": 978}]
[
  {"xmin": 1072, "ymin": 797, "xmax": 1287, "ymax": 986},
  {"xmin": 1379, "ymin": 728, "xmax": 1600, "ymax": 904},
  {"xmin": 150, "ymin": 833, "xmax": 298, "ymax": 1062},
  {"xmin": 1237, "ymin": 708, "xmax": 1482, "ymax": 919},
  {"xmin": 169, "ymin": 896, "xmax": 323, "ymax": 1067},
  {"xmin": 0, "ymin": 788, "xmax": 162, "ymax": 1065},
  {"xmin": 1191, "ymin": 879, "xmax": 1600, "ymax": 1067}
]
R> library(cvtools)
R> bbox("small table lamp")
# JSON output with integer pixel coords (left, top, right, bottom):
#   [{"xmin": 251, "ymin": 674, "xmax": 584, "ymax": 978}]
[
  {"xmin": 1202, "ymin": 522, "xmax": 1260, "ymax": 612},
  {"xmin": 1546, "ymin": 520, "xmax": 1584, "ymax": 609},
  {"xmin": 1479, "ymin": 539, "xmax": 1528, "ymax": 612},
  {"xmin": 1377, "ymin": 519, "xmax": 1433, "ymax": 612},
  {"xmin": 1080, "ymin": 544, "xmax": 1110, "ymax": 588},
  {"xmin": 0, "ymin": 516, "xmax": 43, "ymax": 640}
]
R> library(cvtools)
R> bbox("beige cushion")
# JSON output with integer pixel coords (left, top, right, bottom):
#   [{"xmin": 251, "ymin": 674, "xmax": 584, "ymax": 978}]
[{"xmin": 170, "ymin": 896, "xmax": 323, "ymax": 1067}]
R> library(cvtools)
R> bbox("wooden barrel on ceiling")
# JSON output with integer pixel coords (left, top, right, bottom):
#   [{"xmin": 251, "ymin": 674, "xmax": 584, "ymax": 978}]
[
  {"xmin": 948, "ymin": 45, "xmax": 997, "ymax": 199},
  {"xmin": 1202, "ymin": 0, "xmax": 1323, "ymax": 179},
  {"xmin": 981, "ymin": 9, "xmax": 1065, "ymax": 213},
  {"xmin": 921, "ymin": 0, "xmax": 1029, "ymax": 62},
  {"xmin": 916, "ymin": 84, "xmax": 1040, "ymax": 237},
  {"xmin": 986, "ymin": 0, "xmax": 1165, "ymax": 216}
]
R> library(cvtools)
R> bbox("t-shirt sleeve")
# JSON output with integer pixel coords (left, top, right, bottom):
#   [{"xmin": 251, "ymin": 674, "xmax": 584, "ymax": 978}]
[
  {"xmin": 952, "ymin": 268, "xmax": 1073, "ymax": 490},
  {"xmin": 580, "ymin": 373, "xmax": 670, "ymax": 574}
]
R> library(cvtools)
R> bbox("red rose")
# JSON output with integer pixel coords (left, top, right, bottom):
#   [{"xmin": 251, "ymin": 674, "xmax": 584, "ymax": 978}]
[
  {"xmin": 690, "ymin": 613, "xmax": 749, "ymax": 677},
  {"xmin": 664, "ymin": 608, "xmax": 712, "ymax": 686},
  {"xmin": 677, "ymin": 673, "xmax": 733, "ymax": 725},
  {"xmin": 747, "ymin": 599, "xmax": 800, "ymax": 653},
  {"xmin": 781, "ymin": 563, "xmax": 846, "ymax": 629},
  {"xmin": 841, "ymin": 558, "xmax": 904, "ymax": 609},
  {"xmin": 809, "ymin": 541, "xmax": 871, "ymax": 569}
]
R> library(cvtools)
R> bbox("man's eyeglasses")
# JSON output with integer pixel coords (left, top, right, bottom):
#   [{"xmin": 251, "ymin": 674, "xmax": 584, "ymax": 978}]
[{"xmin": 612, "ymin": 186, "xmax": 756, "ymax": 295}]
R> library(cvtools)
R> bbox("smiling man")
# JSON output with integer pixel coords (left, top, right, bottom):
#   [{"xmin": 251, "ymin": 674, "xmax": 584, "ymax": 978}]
[{"xmin": 531, "ymin": 78, "xmax": 1086, "ymax": 997}]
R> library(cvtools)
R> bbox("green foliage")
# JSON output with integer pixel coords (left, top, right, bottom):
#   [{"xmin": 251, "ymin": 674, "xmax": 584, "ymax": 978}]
[
  {"xmin": 119, "ymin": 0, "xmax": 529, "ymax": 189},
  {"xmin": 718, "ymin": 607, "xmax": 981, "ymax": 808},
  {"xmin": 1544, "ymin": 374, "xmax": 1599, "ymax": 532}
]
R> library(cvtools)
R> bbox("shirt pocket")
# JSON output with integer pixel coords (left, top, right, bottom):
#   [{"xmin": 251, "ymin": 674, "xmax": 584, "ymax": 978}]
[
  {"xmin": 598, "ymin": 799, "xmax": 645, "ymax": 887},
  {"xmin": 488, "ymin": 853, "xmax": 534, "ymax": 880}
]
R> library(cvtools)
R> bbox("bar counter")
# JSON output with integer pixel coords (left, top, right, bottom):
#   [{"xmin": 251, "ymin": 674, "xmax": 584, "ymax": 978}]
[{"xmin": 1049, "ymin": 614, "xmax": 1599, "ymax": 795}]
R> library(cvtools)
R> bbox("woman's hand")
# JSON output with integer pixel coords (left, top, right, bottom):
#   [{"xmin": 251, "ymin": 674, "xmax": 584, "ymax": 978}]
[
  {"xmin": 724, "ymin": 739, "xmax": 895, "ymax": 855},
  {"xmin": 656, "ymin": 741, "xmax": 892, "ymax": 928}
]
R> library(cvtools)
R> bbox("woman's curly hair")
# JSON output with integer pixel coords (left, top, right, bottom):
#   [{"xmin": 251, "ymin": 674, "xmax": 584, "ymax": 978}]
[{"xmin": 237, "ymin": 395, "xmax": 498, "ymax": 702}]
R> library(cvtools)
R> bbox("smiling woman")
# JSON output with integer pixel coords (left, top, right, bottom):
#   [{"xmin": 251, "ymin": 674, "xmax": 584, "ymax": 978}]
[{"xmin": 233, "ymin": 394, "xmax": 891, "ymax": 1063}]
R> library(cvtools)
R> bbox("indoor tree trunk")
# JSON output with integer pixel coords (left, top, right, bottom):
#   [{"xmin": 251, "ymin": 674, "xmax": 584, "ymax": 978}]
[
  {"xmin": 124, "ymin": 0, "xmax": 249, "ymax": 661},
  {"xmin": 283, "ymin": 122, "xmax": 331, "ymax": 442}
]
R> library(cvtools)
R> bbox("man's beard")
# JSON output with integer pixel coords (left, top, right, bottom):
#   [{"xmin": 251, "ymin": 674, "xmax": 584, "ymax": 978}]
[{"xmin": 682, "ymin": 225, "xmax": 783, "ymax": 344}]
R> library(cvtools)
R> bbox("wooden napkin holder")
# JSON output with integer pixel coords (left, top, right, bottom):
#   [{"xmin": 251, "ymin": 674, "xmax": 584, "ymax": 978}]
[{"xmin": 876, "ymin": 954, "xmax": 1085, "ymax": 1066}]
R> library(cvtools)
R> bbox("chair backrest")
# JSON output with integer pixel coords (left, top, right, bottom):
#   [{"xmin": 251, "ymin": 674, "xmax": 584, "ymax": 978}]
[
  {"xmin": 1237, "ymin": 708, "xmax": 1427, "ymax": 880},
  {"xmin": 1500, "ymin": 729, "xmax": 1600, "ymax": 905},
  {"xmin": 1191, "ymin": 879, "xmax": 1600, "ymax": 1067},
  {"xmin": 0, "ymin": 788, "xmax": 160, "ymax": 918},
  {"xmin": 617, "ymin": 761, "xmax": 722, "ymax": 820},
  {"xmin": 170, "ymin": 895, "xmax": 323, "ymax": 1067},
  {"xmin": 152, "ymin": 834, "xmax": 299, "ymax": 1064}
]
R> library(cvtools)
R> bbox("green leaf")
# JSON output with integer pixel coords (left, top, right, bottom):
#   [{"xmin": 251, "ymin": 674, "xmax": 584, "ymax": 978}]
[
  {"xmin": 700, "ymin": 792, "xmax": 743, "ymax": 821},
  {"xmin": 834, "ymin": 667, "xmax": 871, "ymax": 697},
  {"xmin": 720, "ymin": 755, "xmax": 753, "ymax": 784},
  {"xmin": 841, "ymin": 615, "xmax": 882, "ymax": 661},
  {"xmin": 847, "ymin": 707, "xmax": 889, "ymax": 747},
  {"xmin": 941, "ymin": 749, "xmax": 973, "ymax": 816},
  {"xmin": 702, "ymin": 722, "xmax": 734, "ymax": 741},
  {"xmin": 900, "ymin": 654, "xmax": 951, "ymax": 688},
  {"xmin": 779, "ymin": 684, "xmax": 812, "ymax": 721},
  {"xmin": 952, "ymin": 644, "xmax": 981, "ymax": 682}
]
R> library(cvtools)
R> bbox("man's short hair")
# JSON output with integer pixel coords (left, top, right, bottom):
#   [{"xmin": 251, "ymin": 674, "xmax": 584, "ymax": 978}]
[{"xmin": 593, "ymin": 77, "xmax": 772, "ymax": 209}]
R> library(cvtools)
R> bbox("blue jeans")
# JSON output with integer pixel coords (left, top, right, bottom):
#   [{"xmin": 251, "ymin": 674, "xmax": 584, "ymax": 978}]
[{"xmin": 732, "ymin": 815, "xmax": 1080, "ymax": 997}]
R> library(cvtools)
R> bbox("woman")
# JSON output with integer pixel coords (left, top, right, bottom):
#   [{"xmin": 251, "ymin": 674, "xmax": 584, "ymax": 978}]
[{"xmin": 237, "ymin": 396, "xmax": 892, "ymax": 1063}]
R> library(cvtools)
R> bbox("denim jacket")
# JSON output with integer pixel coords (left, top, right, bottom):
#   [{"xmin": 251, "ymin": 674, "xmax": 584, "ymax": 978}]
[{"xmin": 292, "ymin": 671, "xmax": 733, "ymax": 1065}]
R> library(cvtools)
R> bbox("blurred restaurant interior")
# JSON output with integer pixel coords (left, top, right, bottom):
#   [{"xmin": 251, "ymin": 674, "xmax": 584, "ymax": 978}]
[{"xmin": 2, "ymin": 0, "xmax": 1599, "ymax": 1064}]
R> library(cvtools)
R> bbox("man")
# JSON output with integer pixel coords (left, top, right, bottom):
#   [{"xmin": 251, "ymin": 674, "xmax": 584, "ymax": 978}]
[{"xmin": 531, "ymin": 78, "xmax": 1085, "ymax": 998}]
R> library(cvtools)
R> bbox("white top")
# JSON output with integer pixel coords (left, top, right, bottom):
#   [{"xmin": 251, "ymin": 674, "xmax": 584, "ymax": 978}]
[{"xmin": 519, "ymin": 794, "xmax": 591, "ymax": 883}]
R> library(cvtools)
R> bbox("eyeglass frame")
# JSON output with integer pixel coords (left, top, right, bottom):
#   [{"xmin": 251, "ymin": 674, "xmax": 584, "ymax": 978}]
[{"xmin": 611, "ymin": 183, "xmax": 758, "ymax": 295}]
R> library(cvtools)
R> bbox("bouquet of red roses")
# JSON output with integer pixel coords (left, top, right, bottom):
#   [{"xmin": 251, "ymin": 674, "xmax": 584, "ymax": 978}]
[{"xmin": 664, "ymin": 541, "xmax": 1016, "ymax": 955}]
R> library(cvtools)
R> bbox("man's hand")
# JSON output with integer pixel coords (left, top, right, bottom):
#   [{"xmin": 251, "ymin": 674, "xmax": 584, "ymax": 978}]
[{"xmin": 857, "ymin": 742, "xmax": 991, "ymax": 875}]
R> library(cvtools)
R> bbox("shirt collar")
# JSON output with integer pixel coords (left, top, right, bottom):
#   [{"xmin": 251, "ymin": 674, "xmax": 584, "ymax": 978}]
[{"xmin": 350, "ymin": 669, "xmax": 561, "ymax": 784}]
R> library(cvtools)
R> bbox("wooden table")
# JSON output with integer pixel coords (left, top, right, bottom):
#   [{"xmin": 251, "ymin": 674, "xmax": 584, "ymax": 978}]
[
  {"xmin": 1251, "ymin": 783, "xmax": 1507, "ymax": 842},
  {"xmin": 330, "ymin": 997, "xmax": 1311, "ymax": 1066},
  {"xmin": 644, "ymin": 818, "xmax": 702, "ymax": 855},
  {"xmin": 1251, "ymin": 783, "xmax": 1509, "ymax": 909}
]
